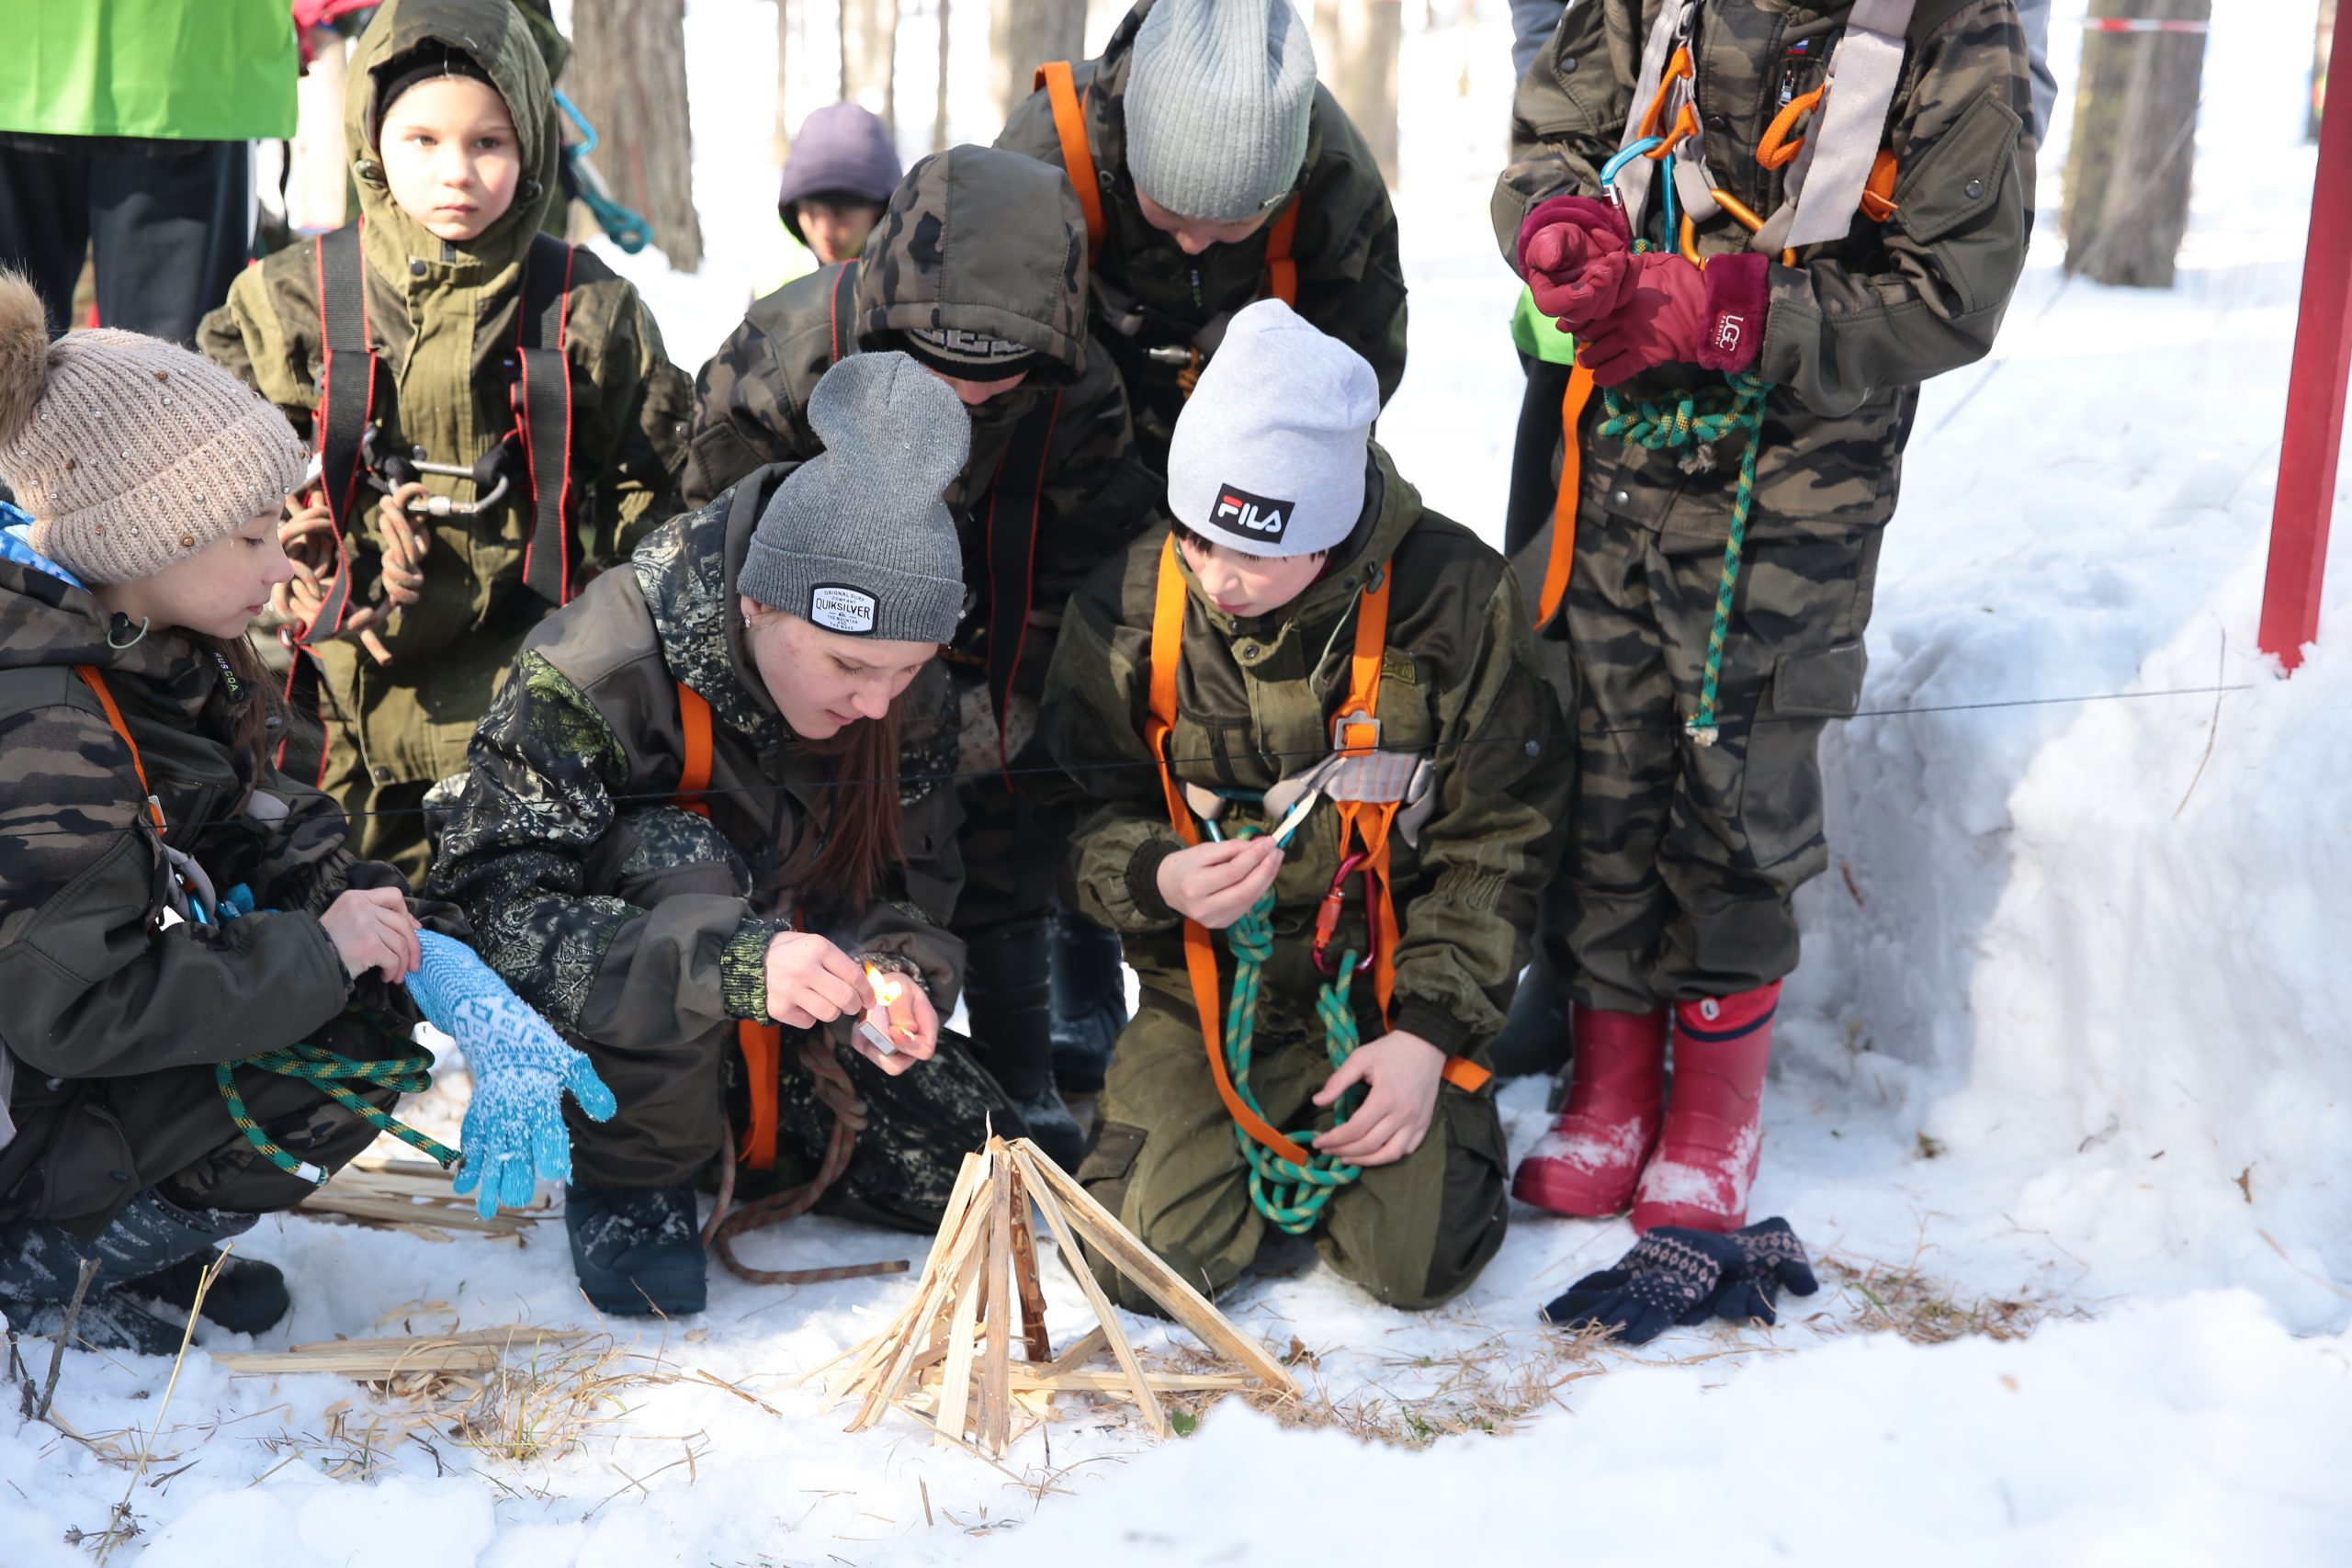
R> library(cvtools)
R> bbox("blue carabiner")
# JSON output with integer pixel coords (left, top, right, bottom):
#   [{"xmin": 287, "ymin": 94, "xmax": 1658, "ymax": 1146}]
[{"xmin": 1600, "ymin": 136, "xmax": 1667, "ymax": 197}]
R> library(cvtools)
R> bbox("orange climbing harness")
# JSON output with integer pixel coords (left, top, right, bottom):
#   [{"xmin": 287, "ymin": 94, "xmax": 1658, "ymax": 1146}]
[
  {"xmin": 671, "ymin": 680, "xmax": 784, "ymax": 1171},
  {"xmin": 1142, "ymin": 538, "xmax": 1489, "ymax": 1168}
]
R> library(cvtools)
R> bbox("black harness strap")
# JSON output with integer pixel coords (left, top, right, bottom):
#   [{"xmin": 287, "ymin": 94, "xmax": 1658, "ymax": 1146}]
[
  {"xmin": 514, "ymin": 231, "xmax": 576, "ymax": 605},
  {"xmin": 825, "ymin": 260, "xmax": 860, "ymax": 363},
  {"xmin": 981, "ymin": 392, "xmax": 1063, "ymax": 781}
]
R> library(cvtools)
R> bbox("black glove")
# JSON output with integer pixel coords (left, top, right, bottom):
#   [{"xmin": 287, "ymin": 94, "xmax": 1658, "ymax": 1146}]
[
  {"xmin": 1710, "ymin": 1217, "xmax": 1819, "ymax": 1326},
  {"xmin": 1541, "ymin": 1228, "xmax": 1747, "ymax": 1346}
]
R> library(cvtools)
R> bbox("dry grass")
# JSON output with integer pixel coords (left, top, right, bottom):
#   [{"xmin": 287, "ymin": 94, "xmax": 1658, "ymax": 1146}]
[{"xmin": 1814, "ymin": 1257, "xmax": 2051, "ymax": 1345}]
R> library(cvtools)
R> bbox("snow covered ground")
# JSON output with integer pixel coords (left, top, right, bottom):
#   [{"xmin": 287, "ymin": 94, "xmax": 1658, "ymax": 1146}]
[{"xmin": 7, "ymin": 3, "xmax": 2352, "ymax": 1563}]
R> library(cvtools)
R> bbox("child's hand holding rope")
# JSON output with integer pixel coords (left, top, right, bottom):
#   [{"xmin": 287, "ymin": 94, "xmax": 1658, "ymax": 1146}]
[
  {"xmin": 272, "ymin": 486, "xmax": 430, "ymax": 664},
  {"xmin": 1310, "ymin": 1028, "xmax": 1444, "ymax": 1168}
]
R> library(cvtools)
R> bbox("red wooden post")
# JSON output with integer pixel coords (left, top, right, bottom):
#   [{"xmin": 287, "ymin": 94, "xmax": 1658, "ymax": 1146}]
[{"xmin": 2259, "ymin": 16, "xmax": 2352, "ymax": 672}]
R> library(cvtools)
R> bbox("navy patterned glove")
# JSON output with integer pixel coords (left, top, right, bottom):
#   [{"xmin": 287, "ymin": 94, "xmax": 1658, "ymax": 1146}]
[
  {"xmin": 1542, "ymin": 1227, "xmax": 1747, "ymax": 1346},
  {"xmin": 1711, "ymin": 1217, "xmax": 1819, "ymax": 1326}
]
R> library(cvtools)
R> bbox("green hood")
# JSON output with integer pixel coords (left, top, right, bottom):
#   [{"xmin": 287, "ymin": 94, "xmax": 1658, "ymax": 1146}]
[{"xmin": 345, "ymin": 0, "xmax": 562, "ymax": 276}]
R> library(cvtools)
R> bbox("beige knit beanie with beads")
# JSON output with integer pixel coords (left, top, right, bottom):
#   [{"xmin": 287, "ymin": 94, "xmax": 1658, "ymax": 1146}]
[{"xmin": 0, "ymin": 271, "xmax": 311, "ymax": 586}]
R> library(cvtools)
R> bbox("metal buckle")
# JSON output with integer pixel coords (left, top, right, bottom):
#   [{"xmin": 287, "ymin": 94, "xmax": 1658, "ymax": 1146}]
[{"xmin": 1331, "ymin": 709, "xmax": 1381, "ymax": 755}]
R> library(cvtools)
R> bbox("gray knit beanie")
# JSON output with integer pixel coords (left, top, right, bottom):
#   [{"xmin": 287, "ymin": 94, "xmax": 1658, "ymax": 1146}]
[
  {"xmin": 0, "ymin": 272, "xmax": 310, "ymax": 586},
  {"xmin": 1125, "ymin": 0, "xmax": 1317, "ymax": 222},
  {"xmin": 740, "ymin": 352, "xmax": 969, "ymax": 643},
  {"xmin": 1167, "ymin": 299, "xmax": 1376, "ymax": 558}
]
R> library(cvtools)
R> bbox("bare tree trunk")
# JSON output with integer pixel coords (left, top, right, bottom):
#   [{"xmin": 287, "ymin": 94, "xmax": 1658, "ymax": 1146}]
[
  {"xmin": 289, "ymin": 25, "xmax": 351, "ymax": 231},
  {"xmin": 842, "ymin": 0, "xmax": 899, "ymax": 126},
  {"xmin": 570, "ymin": 0, "xmax": 706, "ymax": 271},
  {"xmin": 775, "ymin": 0, "xmax": 794, "ymax": 165},
  {"xmin": 934, "ymin": 0, "xmax": 953, "ymax": 152},
  {"xmin": 1317, "ymin": 0, "xmax": 1401, "ymax": 187},
  {"xmin": 992, "ymin": 0, "xmax": 1087, "ymax": 125},
  {"xmin": 2061, "ymin": 0, "xmax": 2209, "ymax": 288},
  {"xmin": 2316, "ymin": 0, "xmax": 2339, "ymax": 143}
]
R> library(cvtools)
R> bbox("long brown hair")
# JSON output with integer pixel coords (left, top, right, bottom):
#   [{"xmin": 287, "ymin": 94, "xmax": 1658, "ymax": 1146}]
[
  {"xmin": 799, "ymin": 689, "xmax": 909, "ymax": 912},
  {"xmin": 189, "ymin": 630, "xmax": 284, "ymax": 779}
]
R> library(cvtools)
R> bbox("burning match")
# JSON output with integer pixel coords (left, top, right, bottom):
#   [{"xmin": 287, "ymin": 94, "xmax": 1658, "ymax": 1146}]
[{"xmin": 858, "ymin": 966, "xmax": 907, "ymax": 1055}]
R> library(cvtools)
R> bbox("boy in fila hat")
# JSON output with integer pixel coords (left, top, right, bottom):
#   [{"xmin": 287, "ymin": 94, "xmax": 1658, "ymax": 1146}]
[
  {"xmin": 1042, "ymin": 300, "xmax": 1572, "ymax": 1311},
  {"xmin": 996, "ymin": 0, "xmax": 1408, "ymax": 471},
  {"xmin": 682, "ymin": 143, "xmax": 1159, "ymax": 1168}
]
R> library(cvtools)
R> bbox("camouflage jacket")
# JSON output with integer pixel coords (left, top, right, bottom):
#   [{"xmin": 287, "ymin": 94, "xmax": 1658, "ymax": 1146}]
[
  {"xmin": 1042, "ymin": 446, "xmax": 1574, "ymax": 1057},
  {"xmin": 996, "ymin": 0, "xmax": 1409, "ymax": 453},
  {"xmin": 681, "ymin": 146, "xmax": 1156, "ymax": 697},
  {"xmin": 0, "ymin": 553, "xmax": 445, "ymax": 1222},
  {"xmin": 198, "ymin": 0, "xmax": 692, "ymax": 670},
  {"xmin": 1497, "ymin": 0, "xmax": 2035, "ymax": 536},
  {"xmin": 428, "ymin": 473, "xmax": 969, "ymax": 1053}
]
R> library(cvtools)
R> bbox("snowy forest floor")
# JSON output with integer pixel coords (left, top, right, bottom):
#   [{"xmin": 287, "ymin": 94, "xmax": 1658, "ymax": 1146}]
[{"xmin": 6, "ymin": 3, "xmax": 2352, "ymax": 1564}]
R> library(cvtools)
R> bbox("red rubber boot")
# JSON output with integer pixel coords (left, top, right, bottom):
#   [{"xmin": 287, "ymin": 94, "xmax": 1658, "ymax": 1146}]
[
  {"xmin": 1632, "ymin": 981, "xmax": 1782, "ymax": 1234},
  {"xmin": 1510, "ymin": 1006, "xmax": 1668, "ymax": 1217}
]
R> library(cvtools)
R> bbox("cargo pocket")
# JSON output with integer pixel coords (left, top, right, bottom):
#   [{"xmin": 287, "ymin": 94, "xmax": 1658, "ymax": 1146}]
[
  {"xmin": 1076, "ymin": 1120, "xmax": 1148, "ymax": 1222},
  {"xmin": 1738, "ymin": 639, "xmax": 1868, "ymax": 869},
  {"xmin": 1893, "ymin": 92, "xmax": 2028, "ymax": 316},
  {"xmin": 1426, "ymin": 1089, "xmax": 1510, "ymax": 1305}
]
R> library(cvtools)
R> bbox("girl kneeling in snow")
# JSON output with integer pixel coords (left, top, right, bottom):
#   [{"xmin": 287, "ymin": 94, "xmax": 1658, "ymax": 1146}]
[
  {"xmin": 0, "ymin": 276, "xmax": 481, "ymax": 1352},
  {"xmin": 430, "ymin": 353, "xmax": 1028, "ymax": 1319}
]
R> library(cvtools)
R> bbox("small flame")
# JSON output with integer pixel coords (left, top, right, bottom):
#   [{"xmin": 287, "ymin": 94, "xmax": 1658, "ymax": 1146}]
[{"xmin": 865, "ymin": 966, "xmax": 906, "ymax": 1007}]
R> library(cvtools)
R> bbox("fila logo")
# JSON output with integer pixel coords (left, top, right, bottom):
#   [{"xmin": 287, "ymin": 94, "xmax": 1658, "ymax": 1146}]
[
  {"xmin": 1713, "ymin": 313, "xmax": 1747, "ymax": 353},
  {"xmin": 808, "ymin": 583, "xmax": 878, "ymax": 635},
  {"xmin": 1211, "ymin": 482, "xmax": 1295, "ymax": 544}
]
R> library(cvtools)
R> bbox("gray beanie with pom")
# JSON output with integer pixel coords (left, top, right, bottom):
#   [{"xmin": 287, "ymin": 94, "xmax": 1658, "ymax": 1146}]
[
  {"xmin": 1125, "ymin": 0, "xmax": 1317, "ymax": 222},
  {"xmin": 739, "ymin": 351, "xmax": 970, "ymax": 644},
  {"xmin": 0, "ymin": 271, "xmax": 311, "ymax": 586}
]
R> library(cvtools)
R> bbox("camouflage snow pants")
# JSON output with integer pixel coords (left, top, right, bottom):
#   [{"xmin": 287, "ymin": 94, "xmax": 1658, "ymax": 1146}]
[
  {"xmin": 1525, "ymin": 504, "xmax": 1883, "ymax": 1012},
  {"xmin": 1076, "ymin": 998, "xmax": 1510, "ymax": 1314}
]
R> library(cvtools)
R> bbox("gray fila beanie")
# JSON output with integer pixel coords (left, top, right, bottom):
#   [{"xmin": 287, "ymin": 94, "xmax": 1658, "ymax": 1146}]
[
  {"xmin": 1125, "ymin": 0, "xmax": 1317, "ymax": 223},
  {"xmin": 1167, "ymin": 299, "xmax": 1377, "ymax": 558},
  {"xmin": 740, "ymin": 352, "xmax": 969, "ymax": 644}
]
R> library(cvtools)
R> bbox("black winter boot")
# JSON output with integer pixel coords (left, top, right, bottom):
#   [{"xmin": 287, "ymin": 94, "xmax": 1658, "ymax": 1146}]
[
  {"xmin": 564, "ymin": 1182, "xmax": 707, "ymax": 1316},
  {"xmin": 960, "ymin": 918, "xmax": 1086, "ymax": 1169},
  {"xmin": 1048, "ymin": 898, "xmax": 1128, "ymax": 1096},
  {"xmin": 126, "ymin": 1251, "xmax": 290, "ymax": 1336},
  {"xmin": 1487, "ymin": 937, "xmax": 1576, "ymax": 1082},
  {"xmin": 0, "ymin": 1188, "xmax": 259, "ymax": 1355}
]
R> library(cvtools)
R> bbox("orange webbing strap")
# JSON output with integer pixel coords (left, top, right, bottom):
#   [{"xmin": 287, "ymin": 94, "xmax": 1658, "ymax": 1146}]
[
  {"xmin": 1262, "ymin": 197, "xmax": 1300, "ymax": 305},
  {"xmin": 1536, "ymin": 364, "xmax": 1597, "ymax": 629},
  {"xmin": 1035, "ymin": 62, "xmax": 1107, "ymax": 251},
  {"xmin": 74, "ymin": 666, "xmax": 166, "ymax": 834},
  {"xmin": 673, "ymin": 682, "xmax": 714, "ymax": 818},
  {"xmin": 737, "ymin": 1020, "xmax": 784, "ymax": 1169}
]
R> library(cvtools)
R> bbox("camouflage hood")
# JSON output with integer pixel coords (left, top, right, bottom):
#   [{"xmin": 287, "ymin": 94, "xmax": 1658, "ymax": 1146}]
[
  {"xmin": 345, "ymin": 0, "xmax": 562, "ymax": 279},
  {"xmin": 853, "ymin": 145, "xmax": 1091, "ymax": 385},
  {"xmin": 628, "ymin": 468, "xmax": 799, "ymax": 741}
]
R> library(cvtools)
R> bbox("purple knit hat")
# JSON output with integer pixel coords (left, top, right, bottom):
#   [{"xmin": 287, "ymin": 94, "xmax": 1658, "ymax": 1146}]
[{"xmin": 776, "ymin": 102, "xmax": 903, "ymax": 242}]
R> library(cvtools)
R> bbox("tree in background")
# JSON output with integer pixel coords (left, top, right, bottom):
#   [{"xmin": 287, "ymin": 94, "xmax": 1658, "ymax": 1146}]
[
  {"xmin": 993, "ymin": 0, "xmax": 1088, "ymax": 125},
  {"xmin": 1314, "ymin": 0, "xmax": 1401, "ymax": 188},
  {"xmin": 2061, "ymin": 0, "xmax": 2210, "ymax": 288},
  {"xmin": 2316, "ymin": 0, "xmax": 2337, "ymax": 143},
  {"xmin": 843, "ymin": 0, "xmax": 899, "ymax": 126},
  {"xmin": 570, "ymin": 0, "xmax": 706, "ymax": 271}
]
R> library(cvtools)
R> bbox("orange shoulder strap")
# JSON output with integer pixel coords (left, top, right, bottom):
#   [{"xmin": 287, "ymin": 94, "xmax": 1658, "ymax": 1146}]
[
  {"xmin": 1535, "ymin": 363, "xmax": 1598, "ymax": 630},
  {"xmin": 1035, "ymin": 62, "xmax": 1107, "ymax": 252},
  {"xmin": 74, "ymin": 665, "xmax": 166, "ymax": 833},
  {"xmin": 673, "ymin": 681, "xmax": 714, "ymax": 818},
  {"xmin": 737, "ymin": 1020, "xmax": 783, "ymax": 1169},
  {"xmin": 1262, "ymin": 197, "xmax": 1300, "ymax": 305}
]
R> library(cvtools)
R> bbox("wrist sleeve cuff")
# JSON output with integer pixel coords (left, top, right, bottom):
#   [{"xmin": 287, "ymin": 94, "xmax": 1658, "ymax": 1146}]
[
  {"xmin": 1125, "ymin": 838, "xmax": 1182, "ymax": 925},
  {"xmin": 721, "ymin": 918, "xmax": 788, "ymax": 1021},
  {"xmin": 1393, "ymin": 998, "xmax": 1471, "ymax": 1058},
  {"xmin": 1697, "ymin": 251, "xmax": 1770, "ymax": 372}
]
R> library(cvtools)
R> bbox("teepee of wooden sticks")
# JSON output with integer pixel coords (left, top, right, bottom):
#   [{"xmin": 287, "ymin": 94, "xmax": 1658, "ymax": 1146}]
[{"xmin": 828, "ymin": 1135, "xmax": 1299, "ymax": 1454}]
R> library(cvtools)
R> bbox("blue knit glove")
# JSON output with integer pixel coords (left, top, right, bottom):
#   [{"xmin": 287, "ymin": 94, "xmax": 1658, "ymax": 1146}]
[{"xmin": 404, "ymin": 931, "xmax": 619, "ymax": 1218}]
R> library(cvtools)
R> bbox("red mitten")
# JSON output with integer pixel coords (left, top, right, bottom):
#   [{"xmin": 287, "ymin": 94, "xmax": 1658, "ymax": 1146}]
[
  {"xmin": 1576, "ymin": 251, "xmax": 1771, "ymax": 387},
  {"xmin": 1516, "ymin": 196, "xmax": 1634, "ymax": 333}
]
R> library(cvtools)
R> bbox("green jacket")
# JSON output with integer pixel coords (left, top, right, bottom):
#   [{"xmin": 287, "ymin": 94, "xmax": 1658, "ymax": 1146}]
[
  {"xmin": 995, "ymin": 0, "xmax": 1408, "ymax": 457},
  {"xmin": 428, "ymin": 476, "xmax": 969, "ymax": 1051},
  {"xmin": 0, "ymin": 551, "xmax": 441, "ymax": 1230},
  {"xmin": 1495, "ymin": 0, "xmax": 2035, "ymax": 535},
  {"xmin": 1043, "ymin": 447, "xmax": 1574, "ymax": 1057},
  {"xmin": 0, "ymin": 0, "xmax": 298, "ymax": 142},
  {"xmin": 197, "ymin": 0, "xmax": 691, "ymax": 788},
  {"xmin": 681, "ymin": 145, "xmax": 1155, "ymax": 701}
]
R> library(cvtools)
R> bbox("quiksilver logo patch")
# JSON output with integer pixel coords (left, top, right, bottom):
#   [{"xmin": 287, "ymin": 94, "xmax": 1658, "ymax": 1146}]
[
  {"xmin": 1212, "ymin": 483, "xmax": 1295, "ymax": 543},
  {"xmin": 809, "ymin": 583, "xmax": 878, "ymax": 635}
]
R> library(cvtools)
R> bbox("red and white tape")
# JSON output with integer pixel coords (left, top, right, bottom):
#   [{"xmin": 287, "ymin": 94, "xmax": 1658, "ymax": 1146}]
[{"xmin": 2082, "ymin": 17, "xmax": 2211, "ymax": 32}]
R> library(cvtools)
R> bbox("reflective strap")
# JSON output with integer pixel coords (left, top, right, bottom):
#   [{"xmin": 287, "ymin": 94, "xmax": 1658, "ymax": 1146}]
[
  {"xmin": 74, "ymin": 666, "xmax": 165, "ymax": 834},
  {"xmin": 515, "ymin": 233, "xmax": 577, "ymax": 606},
  {"xmin": 308, "ymin": 221, "xmax": 374, "ymax": 640},
  {"xmin": 737, "ymin": 1020, "xmax": 784, "ymax": 1169},
  {"xmin": 1537, "ymin": 364, "xmax": 1597, "ymax": 629},
  {"xmin": 826, "ymin": 259, "xmax": 858, "ymax": 364},
  {"xmin": 1767, "ymin": 0, "xmax": 1916, "ymax": 250},
  {"xmin": 1263, "ymin": 197, "xmax": 1299, "ymax": 304},
  {"xmin": 1035, "ymin": 61, "xmax": 1107, "ymax": 251},
  {"xmin": 275, "ymin": 648, "xmax": 333, "ymax": 787},
  {"xmin": 674, "ymin": 681, "xmax": 714, "ymax": 818}
]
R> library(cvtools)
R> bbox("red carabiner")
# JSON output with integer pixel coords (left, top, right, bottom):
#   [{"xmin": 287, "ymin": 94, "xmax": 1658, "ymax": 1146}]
[{"xmin": 1312, "ymin": 851, "xmax": 1370, "ymax": 976}]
